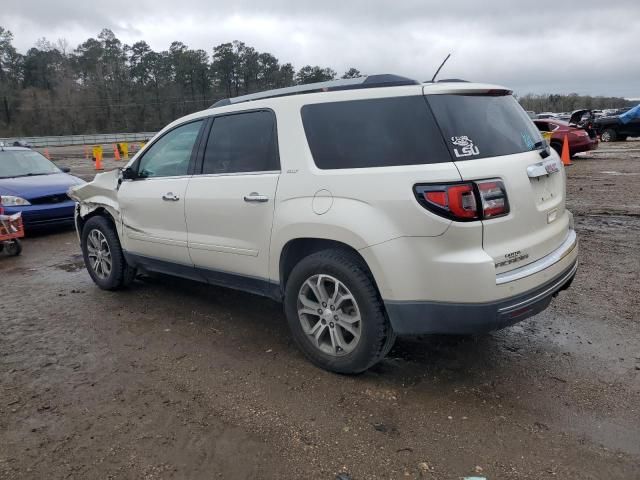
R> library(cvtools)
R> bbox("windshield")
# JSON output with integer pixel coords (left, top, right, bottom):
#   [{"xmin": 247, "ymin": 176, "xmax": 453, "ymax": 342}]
[
  {"xmin": 426, "ymin": 94, "xmax": 544, "ymax": 161},
  {"xmin": 0, "ymin": 150, "xmax": 61, "ymax": 178}
]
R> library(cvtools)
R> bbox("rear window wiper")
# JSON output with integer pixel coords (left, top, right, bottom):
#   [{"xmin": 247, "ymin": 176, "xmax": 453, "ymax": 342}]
[
  {"xmin": 531, "ymin": 140, "xmax": 547, "ymax": 150},
  {"xmin": 531, "ymin": 140, "xmax": 551, "ymax": 158}
]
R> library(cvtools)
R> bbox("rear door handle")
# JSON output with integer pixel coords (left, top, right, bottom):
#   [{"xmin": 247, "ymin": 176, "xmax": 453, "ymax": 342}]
[
  {"xmin": 243, "ymin": 192, "xmax": 269, "ymax": 203},
  {"xmin": 162, "ymin": 192, "xmax": 180, "ymax": 201}
]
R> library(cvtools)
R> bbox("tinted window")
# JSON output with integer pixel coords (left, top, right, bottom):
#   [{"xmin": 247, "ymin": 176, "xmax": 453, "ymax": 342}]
[
  {"xmin": 137, "ymin": 120, "xmax": 203, "ymax": 178},
  {"xmin": 301, "ymin": 96, "xmax": 450, "ymax": 169},
  {"xmin": 534, "ymin": 121, "xmax": 554, "ymax": 132},
  {"xmin": 426, "ymin": 94, "xmax": 544, "ymax": 160},
  {"xmin": 201, "ymin": 110, "xmax": 279, "ymax": 174}
]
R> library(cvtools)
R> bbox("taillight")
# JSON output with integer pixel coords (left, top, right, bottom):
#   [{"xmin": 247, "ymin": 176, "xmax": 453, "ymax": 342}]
[
  {"xmin": 476, "ymin": 180, "xmax": 509, "ymax": 218},
  {"xmin": 414, "ymin": 179, "xmax": 509, "ymax": 221}
]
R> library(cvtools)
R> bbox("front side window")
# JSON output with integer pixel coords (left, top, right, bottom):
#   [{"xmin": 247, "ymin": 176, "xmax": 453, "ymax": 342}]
[
  {"xmin": 137, "ymin": 120, "xmax": 203, "ymax": 178},
  {"xmin": 301, "ymin": 96, "xmax": 450, "ymax": 169},
  {"xmin": 201, "ymin": 110, "xmax": 279, "ymax": 174},
  {"xmin": 426, "ymin": 94, "xmax": 544, "ymax": 160}
]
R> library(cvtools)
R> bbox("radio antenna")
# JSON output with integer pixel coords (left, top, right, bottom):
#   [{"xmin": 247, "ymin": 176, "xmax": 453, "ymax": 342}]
[{"xmin": 431, "ymin": 53, "xmax": 451, "ymax": 83}]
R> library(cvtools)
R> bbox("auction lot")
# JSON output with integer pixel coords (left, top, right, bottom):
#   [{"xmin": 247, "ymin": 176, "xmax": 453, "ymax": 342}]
[{"xmin": 1, "ymin": 142, "xmax": 639, "ymax": 479}]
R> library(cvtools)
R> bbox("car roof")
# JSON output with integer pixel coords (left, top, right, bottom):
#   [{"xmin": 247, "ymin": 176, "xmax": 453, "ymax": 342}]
[
  {"xmin": 156, "ymin": 78, "xmax": 511, "ymax": 136},
  {"xmin": 0, "ymin": 146, "xmax": 32, "ymax": 152},
  {"xmin": 534, "ymin": 118, "xmax": 568, "ymax": 124}
]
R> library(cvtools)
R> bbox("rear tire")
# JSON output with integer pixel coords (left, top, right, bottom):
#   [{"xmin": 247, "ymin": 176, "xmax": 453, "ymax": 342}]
[
  {"xmin": 81, "ymin": 215, "xmax": 136, "ymax": 290},
  {"xmin": 284, "ymin": 249, "xmax": 395, "ymax": 374},
  {"xmin": 601, "ymin": 129, "xmax": 617, "ymax": 142},
  {"xmin": 550, "ymin": 142, "xmax": 562, "ymax": 155}
]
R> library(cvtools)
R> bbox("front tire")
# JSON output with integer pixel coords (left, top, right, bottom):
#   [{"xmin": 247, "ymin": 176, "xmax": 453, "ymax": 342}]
[
  {"xmin": 601, "ymin": 128, "xmax": 617, "ymax": 142},
  {"xmin": 81, "ymin": 216, "xmax": 135, "ymax": 290},
  {"xmin": 284, "ymin": 249, "xmax": 395, "ymax": 374}
]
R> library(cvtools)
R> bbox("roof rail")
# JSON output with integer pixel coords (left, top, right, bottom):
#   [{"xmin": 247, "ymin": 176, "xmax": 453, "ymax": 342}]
[{"xmin": 210, "ymin": 74, "xmax": 420, "ymax": 108}]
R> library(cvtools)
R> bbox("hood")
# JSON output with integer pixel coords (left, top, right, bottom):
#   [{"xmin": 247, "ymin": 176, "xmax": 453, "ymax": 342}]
[
  {"xmin": 0, "ymin": 173, "xmax": 85, "ymax": 200},
  {"xmin": 569, "ymin": 109, "xmax": 591, "ymax": 126}
]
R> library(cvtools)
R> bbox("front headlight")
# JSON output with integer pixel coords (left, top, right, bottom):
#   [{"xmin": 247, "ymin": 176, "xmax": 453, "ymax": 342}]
[{"xmin": 1, "ymin": 195, "xmax": 31, "ymax": 206}]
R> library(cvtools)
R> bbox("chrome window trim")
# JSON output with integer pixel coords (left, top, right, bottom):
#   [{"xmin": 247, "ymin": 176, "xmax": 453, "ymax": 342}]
[
  {"xmin": 121, "ymin": 171, "xmax": 280, "ymax": 182},
  {"xmin": 496, "ymin": 229, "xmax": 577, "ymax": 285},
  {"xmin": 192, "ymin": 170, "xmax": 280, "ymax": 179},
  {"xmin": 122, "ymin": 175, "xmax": 192, "ymax": 182}
]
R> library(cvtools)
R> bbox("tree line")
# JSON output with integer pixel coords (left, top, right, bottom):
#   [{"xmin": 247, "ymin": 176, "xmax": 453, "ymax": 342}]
[
  {"xmin": 0, "ymin": 27, "xmax": 361, "ymax": 137},
  {"xmin": 0, "ymin": 26, "xmax": 635, "ymax": 137},
  {"xmin": 516, "ymin": 93, "xmax": 633, "ymax": 114}
]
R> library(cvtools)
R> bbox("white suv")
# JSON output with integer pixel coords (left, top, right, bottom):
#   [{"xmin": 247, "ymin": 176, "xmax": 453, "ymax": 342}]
[{"xmin": 69, "ymin": 75, "xmax": 578, "ymax": 374}]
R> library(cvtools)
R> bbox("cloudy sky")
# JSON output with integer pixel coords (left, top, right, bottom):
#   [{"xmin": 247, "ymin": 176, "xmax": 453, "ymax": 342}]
[{"xmin": 5, "ymin": 0, "xmax": 640, "ymax": 98}]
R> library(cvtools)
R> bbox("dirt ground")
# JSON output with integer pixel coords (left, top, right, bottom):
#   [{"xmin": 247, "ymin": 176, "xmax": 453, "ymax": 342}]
[{"xmin": 1, "ymin": 141, "xmax": 639, "ymax": 479}]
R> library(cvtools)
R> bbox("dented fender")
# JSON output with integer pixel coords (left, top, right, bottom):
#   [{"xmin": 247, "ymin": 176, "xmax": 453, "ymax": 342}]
[{"xmin": 67, "ymin": 169, "xmax": 123, "ymax": 237}]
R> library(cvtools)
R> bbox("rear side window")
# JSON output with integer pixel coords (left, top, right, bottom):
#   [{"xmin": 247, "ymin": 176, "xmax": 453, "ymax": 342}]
[
  {"xmin": 301, "ymin": 96, "xmax": 450, "ymax": 169},
  {"xmin": 201, "ymin": 110, "xmax": 279, "ymax": 174},
  {"xmin": 426, "ymin": 94, "xmax": 544, "ymax": 161}
]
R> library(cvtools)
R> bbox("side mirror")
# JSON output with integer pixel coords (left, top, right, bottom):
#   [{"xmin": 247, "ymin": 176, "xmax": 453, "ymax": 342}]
[
  {"xmin": 121, "ymin": 167, "xmax": 137, "ymax": 180},
  {"xmin": 60, "ymin": 166, "xmax": 71, "ymax": 173}
]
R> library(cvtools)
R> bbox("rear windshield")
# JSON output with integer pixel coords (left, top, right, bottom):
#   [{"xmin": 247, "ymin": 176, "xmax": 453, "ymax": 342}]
[
  {"xmin": 426, "ymin": 94, "xmax": 543, "ymax": 161},
  {"xmin": 301, "ymin": 96, "xmax": 450, "ymax": 169}
]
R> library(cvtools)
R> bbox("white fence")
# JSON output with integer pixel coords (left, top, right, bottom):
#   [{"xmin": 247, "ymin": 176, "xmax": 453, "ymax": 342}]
[{"xmin": 0, "ymin": 132, "xmax": 157, "ymax": 147}]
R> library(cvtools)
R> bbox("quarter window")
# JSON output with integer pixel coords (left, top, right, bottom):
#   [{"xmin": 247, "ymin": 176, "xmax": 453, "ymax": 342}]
[
  {"xmin": 137, "ymin": 120, "xmax": 203, "ymax": 178},
  {"xmin": 426, "ymin": 94, "xmax": 544, "ymax": 160},
  {"xmin": 201, "ymin": 110, "xmax": 279, "ymax": 174}
]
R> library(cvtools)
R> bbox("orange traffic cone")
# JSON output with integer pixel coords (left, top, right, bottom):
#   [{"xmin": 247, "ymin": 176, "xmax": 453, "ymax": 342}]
[
  {"xmin": 561, "ymin": 134, "xmax": 572, "ymax": 166},
  {"xmin": 113, "ymin": 144, "xmax": 121, "ymax": 161},
  {"xmin": 95, "ymin": 151, "xmax": 103, "ymax": 170},
  {"xmin": 44, "ymin": 148, "xmax": 51, "ymax": 160}
]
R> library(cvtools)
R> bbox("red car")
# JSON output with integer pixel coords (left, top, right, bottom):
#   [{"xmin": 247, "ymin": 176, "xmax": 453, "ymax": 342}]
[{"xmin": 533, "ymin": 118, "xmax": 598, "ymax": 157}]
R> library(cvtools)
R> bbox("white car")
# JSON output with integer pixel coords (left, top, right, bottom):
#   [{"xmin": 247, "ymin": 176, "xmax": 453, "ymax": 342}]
[{"xmin": 69, "ymin": 75, "xmax": 578, "ymax": 374}]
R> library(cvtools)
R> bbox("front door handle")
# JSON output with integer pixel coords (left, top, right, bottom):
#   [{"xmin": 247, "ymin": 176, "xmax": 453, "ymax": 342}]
[
  {"xmin": 243, "ymin": 192, "xmax": 269, "ymax": 203},
  {"xmin": 162, "ymin": 192, "xmax": 180, "ymax": 201}
]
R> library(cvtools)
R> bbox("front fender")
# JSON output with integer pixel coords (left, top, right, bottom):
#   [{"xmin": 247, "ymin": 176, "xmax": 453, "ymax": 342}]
[{"xmin": 68, "ymin": 169, "xmax": 122, "ymax": 235}]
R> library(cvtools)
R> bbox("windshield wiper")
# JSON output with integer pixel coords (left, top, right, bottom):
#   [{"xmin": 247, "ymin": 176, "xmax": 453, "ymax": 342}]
[{"xmin": 6, "ymin": 172, "xmax": 51, "ymax": 178}]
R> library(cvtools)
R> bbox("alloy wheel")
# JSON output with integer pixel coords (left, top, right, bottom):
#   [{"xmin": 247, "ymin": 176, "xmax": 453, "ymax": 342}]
[
  {"xmin": 87, "ymin": 229, "xmax": 112, "ymax": 279},
  {"xmin": 297, "ymin": 274, "xmax": 362, "ymax": 356}
]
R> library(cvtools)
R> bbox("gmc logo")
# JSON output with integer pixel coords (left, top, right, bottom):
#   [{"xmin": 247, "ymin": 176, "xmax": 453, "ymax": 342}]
[{"xmin": 545, "ymin": 162, "xmax": 560, "ymax": 174}]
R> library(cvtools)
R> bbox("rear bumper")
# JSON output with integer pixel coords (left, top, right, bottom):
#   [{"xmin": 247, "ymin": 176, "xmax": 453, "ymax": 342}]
[
  {"xmin": 571, "ymin": 137, "xmax": 598, "ymax": 154},
  {"xmin": 385, "ymin": 259, "xmax": 577, "ymax": 335}
]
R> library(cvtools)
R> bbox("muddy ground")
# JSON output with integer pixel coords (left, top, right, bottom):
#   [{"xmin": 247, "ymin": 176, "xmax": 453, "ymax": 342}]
[{"xmin": 1, "ymin": 142, "xmax": 639, "ymax": 479}]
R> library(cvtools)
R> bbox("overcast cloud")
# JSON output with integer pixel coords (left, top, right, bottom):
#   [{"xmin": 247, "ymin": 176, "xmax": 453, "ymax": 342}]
[{"xmin": 4, "ymin": 0, "xmax": 640, "ymax": 98}]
